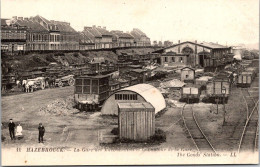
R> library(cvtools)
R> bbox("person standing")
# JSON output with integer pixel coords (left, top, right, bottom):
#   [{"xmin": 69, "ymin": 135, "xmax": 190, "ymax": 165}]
[
  {"xmin": 38, "ymin": 123, "xmax": 45, "ymax": 143},
  {"xmin": 8, "ymin": 119, "xmax": 15, "ymax": 140},
  {"xmin": 16, "ymin": 123, "xmax": 23, "ymax": 140}
]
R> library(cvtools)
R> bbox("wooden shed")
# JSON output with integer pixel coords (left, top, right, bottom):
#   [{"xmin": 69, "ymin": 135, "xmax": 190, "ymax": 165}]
[
  {"xmin": 118, "ymin": 102, "xmax": 155, "ymax": 141},
  {"xmin": 180, "ymin": 67, "xmax": 195, "ymax": 83}
]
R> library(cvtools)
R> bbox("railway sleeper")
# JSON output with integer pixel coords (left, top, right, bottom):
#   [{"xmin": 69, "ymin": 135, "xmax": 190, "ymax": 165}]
[{"xmin": 193, "ymin": 137, "xmax": 205, "ymax": 140}]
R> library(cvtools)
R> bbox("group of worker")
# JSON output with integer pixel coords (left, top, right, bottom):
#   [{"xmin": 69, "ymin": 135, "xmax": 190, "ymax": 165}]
[{"xmin": 4, "ymin": 119, "xmax": 45, "ymax": 143}]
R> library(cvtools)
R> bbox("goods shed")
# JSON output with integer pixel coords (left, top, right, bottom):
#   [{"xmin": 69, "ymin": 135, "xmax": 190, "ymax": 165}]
[
  {"xmin": 118, "ymin": 102, "xmax": 155, "ymax": 141},
  {"xmin": 101, "ymin": 84, "xmax": 166, "ymax": 115}
]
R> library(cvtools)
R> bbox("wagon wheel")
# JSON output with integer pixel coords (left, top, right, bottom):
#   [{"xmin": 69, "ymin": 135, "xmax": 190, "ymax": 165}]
[
  {"xmin": 58, "ymin": 81, "xmax": 63, "ymax": 88},
  {"xmin": 68, "ymin": 78, "xmax": 75, "ymax": 86},
  {"xmin": 1, "ymin": 85, "xmax": 7, "ymax": 94},
  {"xmin": 41, "ymin": 81, "xmax": 46, "ymax": 90}
]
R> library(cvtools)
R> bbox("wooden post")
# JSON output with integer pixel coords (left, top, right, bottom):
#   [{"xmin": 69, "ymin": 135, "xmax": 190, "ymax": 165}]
[
  {"xmin": 216, "ymin": 97, "xmax": 219, "ymax": 114},
  {"xmin": 223, "ymin": 95, "xmax": 226, "ymax": 125}
]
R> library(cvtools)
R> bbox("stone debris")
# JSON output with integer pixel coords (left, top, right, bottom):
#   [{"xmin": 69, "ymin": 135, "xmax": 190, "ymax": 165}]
[
  {"xmin": 39, "ymin": 96, "xmax": 78, "ymax": 116},
  {"xmin": 160, "ymin": 79, "xmax": 185, "ymax": 89}
]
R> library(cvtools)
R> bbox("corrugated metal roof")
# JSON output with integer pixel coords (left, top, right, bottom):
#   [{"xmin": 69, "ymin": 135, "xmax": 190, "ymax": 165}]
[{"xmin": 122, "ymin": 84, "xmax": 166, "ymax": 113}]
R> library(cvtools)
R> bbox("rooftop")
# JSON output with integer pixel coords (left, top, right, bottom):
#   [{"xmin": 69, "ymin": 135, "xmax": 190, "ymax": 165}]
[
  {"xmin": 15, "ymin": 19, "xmax": 47, "ymax": 32},
  {"xmin": 121, "ymin": 83, "xmax": 166, "ymax": 113},
  {"xmin": 111, "ymin": 30, "xmax": 134, "ymax": 38},
  {"xmin": 95, "ymin": 27, "xmax": 112, "ymax": 36},
  {"xmin": 117, "ymin": 102, "xmax": 154, "ymax": 109}
]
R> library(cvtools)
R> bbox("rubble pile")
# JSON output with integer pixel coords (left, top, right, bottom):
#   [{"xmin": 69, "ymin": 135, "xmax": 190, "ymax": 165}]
[
  {"xmin": 160, "ymin": 79, "xmax": 185, "ymax": 89},
  {"xmin": 39, "ymin": 96, "xmax": 78, "ymax": 116}
]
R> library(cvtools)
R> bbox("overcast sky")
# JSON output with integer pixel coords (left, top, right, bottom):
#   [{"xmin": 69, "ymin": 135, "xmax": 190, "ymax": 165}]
[{"xmin": 1, "ymin": 0, "xmax": 259, "ymax": 45}]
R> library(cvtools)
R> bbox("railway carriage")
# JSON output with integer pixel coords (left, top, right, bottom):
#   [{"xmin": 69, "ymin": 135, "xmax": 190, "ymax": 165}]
[
  {"xmin": 245, "ymin": 67, "xmax": 257, "ymax": 80},
  {"xmin": 74, "ymin": 74, "xmax": 110, "ymax": 111},
  {"xmin": 205, "ymin": 78, "xmax": 230, "ymax": 103},
  {"xmin": 237, "ymin": 71, "xmax": 254, "ymax": 88},
  {"xmin": 180, "ymin": 85, "xmax": 201, "ymax": 103}
]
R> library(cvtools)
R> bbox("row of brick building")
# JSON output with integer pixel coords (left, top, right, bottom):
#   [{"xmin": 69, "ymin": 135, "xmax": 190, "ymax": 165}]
[{"xmin": 1, "ymin": 15, "xmax": 151, "ymax": 53}]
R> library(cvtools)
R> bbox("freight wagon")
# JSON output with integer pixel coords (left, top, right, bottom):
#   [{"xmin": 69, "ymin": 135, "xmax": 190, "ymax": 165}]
[
  {"xmin": 245, "ymin": 67, "xmax": 257, "ymax": 79},
  {"xmin": 180, "ymin": 85, "xmax": 201, "ymax": 103},
  {"xmin": 237, "ymin": 71, "xmax": 254, "ymax": 88},
  {"xmin": 205, "ymin": 78, "xmax": 230, "ymax": 104},
  {"xmin": 74, "ymin": 74, "xmax": 110, "ymax": 111}
]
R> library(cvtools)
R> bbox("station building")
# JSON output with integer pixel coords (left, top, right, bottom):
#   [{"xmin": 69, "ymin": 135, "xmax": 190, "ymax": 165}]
[{"xmin": 156, "ymin": 41, "xmax": 233, "ymax": 68}]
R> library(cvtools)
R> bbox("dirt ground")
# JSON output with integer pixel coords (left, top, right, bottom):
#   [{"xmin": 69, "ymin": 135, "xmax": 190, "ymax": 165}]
[
  {"xmin": 1, "ymin": 85, "xmax": 194, "ymax": 151},
  {"xmin": 2, "ymin": 62, "xmax": 259, "ymax": 152},
  {"xmin": 195, "ymin": 72, "xmax": 259, "ymax": 152}
]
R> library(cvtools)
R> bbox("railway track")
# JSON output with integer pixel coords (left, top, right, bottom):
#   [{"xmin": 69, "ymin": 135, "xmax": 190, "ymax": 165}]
[
  {"xmin": 238, "ymin": 88, "xmax": 259, "ymax": 153},
  {"xmin": 181, "ymin": 104, "xmax": 217, "ymax": 153}
]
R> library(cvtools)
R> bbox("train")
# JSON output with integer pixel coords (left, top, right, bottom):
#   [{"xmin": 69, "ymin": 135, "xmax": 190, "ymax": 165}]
[
  {"xmin": 205, "ymin": 78, "xmax": 230, "ymax": 104},
  {"xmin": 236, "ymin": 62, "xmax": 258, "ymax": 88},
  {"xmin": 179, "ymin": 70, "xmax": 233, "ymax": 104},
  {"xmin": 180, "ymin": 85, "xmax": 201, "ymax": 103},
  {"xmin": 74, "ymin": 74, "xmax": 110, "ymax": 111},
  {"xmin": 74, "ymin": 74, "xmax": 144, "ymax": 111}
]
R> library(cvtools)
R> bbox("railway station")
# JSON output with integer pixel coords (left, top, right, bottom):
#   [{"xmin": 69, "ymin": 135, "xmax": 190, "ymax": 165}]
[{"xmin": 1, "ymin": 5, "xmax": 259, "ymax": 162}]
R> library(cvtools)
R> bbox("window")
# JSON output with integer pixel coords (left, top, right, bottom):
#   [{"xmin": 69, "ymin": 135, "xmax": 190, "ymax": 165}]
[
  {"xmin": 92, "ymin": 80, "xmax": 98, "ymax": 85},
  {"xmin": 123, "ymin": 94, "xmax": 127, "ymax": 100},
  {"xmin": 75, "ymin": 86, "xmax": 82, "ymax": 94},
  {"xmin": 172, "ymin": 57, "xmax": 175, "ymax": 62},
  {"xmin": 186, "ymin": 75, "xmax": 189, "ymax": 78},
  {"xmin": 75, "ymin": 79, "xmax": 83, "ymax": 85},
  {"xmin": 83, "ymin": 86, "xmax": 90, "ymax": 93},
  {"xmin": 133, "ymin": 94, "xmax": 137, "ymax": 100},
  {"xmin": 180, "ymin": 57, "xmax": 183, "ymax": 63},
  {"xmin": 164, "ymin": 57, "xmax": 168, "ymax": 62},
  {"xmin": 115, "ymin": 94, "xmax": 137, "ymax": 100},
  {"xmin": 84, "ymin": 79, "xmax": 90, "ymax": 85}
]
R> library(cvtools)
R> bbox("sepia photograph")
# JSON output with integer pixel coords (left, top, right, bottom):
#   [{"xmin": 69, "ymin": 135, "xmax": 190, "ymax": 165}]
[{"xmin": 1, "ymin": 0, "xmax": 259, "ymax": 165}]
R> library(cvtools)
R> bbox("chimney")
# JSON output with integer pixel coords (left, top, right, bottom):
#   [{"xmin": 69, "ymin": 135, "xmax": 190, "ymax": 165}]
[
  {"xmin": 178, "ymin": 40, "xmax": 180, "ymax": 53},
  {"xmin": 195, "ymin": 40, "xmax": 197, "ymax": 54},
  {"xmin": 103, "ymin": 26, "xmax": 106, "ymax": 29},
  {"xmin": 93, "ymin": 25, "xmax": 96, "ymax": 28},
  {"xmin": 24, "ymin": 17, "xmax": 29, "ymax": 21},
  {"xmin": 12, "ymin": 16, "xmax": 17, "ymax": 20},
  {"xmin": 18, "ymin": 17, "xmax": 23, "ymax": 20},
  {"xmin": 98, "ymin": 26, "xmax": 101, "ymax": 28}
]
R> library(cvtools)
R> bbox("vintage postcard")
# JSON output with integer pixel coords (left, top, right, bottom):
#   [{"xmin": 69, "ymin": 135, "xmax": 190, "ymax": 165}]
[{"xmin": 1, "ymin": 0, "xmax": 259, "ymax": 165}]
